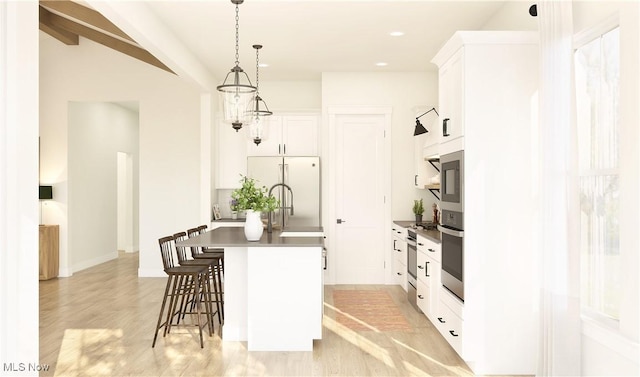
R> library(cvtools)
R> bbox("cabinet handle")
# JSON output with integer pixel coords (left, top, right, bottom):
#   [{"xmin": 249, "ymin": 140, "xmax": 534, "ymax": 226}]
[
  {"xmin": 418, "ymin": 265, "xmax": 425, "ymax": 270},
  {"xmin": 449, "ymin": 330, "xmax": 459, "ymax": 337},
  {"xmin": 415, "ymin": 175, "xmax": 418, "ymax": 186},
  {"xmin": 418, "ymin": 295, "xmax": 424, "ymax": 299},
  {"xmin": 397, "ymin": 272, "xmax": 402, "ymax": 276},
  {"xmin": 428, "ymin": 248, "xmax": 435, "ymax": 253},
  {"xmin": 418, "ymin": 242, "xmax": 424, "ymax": 246},
  {"xmin": 437, "ymin": 317, "xmax": 445, "ymax": 323},
  {"xmin": 393, "ymin": 239, "xmax": 397, "ymax": 250},
  {"xmin": 396, "ymin": 231, "xmax": 401, "ymax": 234},
  {"xmin": 425, "ymin": 261, "xmax": 430, "ymax": 277},
  {"xmin": 443, "ymin": 118, "xmax": 450, "ymax": 137},
  {"xmin": 284, "ymin": 144, "xmax": 286, "ymax": 154},
  {"xmin": 279, "ymin": 144, "xmax": 281, "ymax": 154}
]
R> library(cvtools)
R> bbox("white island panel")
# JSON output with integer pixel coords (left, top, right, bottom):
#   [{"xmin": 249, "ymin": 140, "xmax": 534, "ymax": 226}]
[
  {"xmin": 221, "ymin": 247, "xmax": 248, "ymax": 341},
  {"xmin": 247, "ymin": 246, "xmax": 323, "ymax": 351}
]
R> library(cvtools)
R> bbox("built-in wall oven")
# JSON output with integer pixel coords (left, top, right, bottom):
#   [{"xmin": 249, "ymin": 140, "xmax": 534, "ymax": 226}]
[
  {"xmin": 406, "ymin": 230, "xmax": 420, "ymax": 312},
  {"xmin": 438, "ymin": 150, "xmax": 465, "ymax": 302}
]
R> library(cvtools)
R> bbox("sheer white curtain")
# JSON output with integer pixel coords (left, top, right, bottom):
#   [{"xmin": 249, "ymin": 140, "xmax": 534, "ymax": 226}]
[{"xmin": 536, "ymin": 1, "xmax": 581, "ymax": 375}]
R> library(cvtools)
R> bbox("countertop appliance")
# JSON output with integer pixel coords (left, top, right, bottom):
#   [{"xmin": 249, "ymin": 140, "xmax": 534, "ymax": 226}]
[
  {"xmin": 247, "ymin": 156, "xmax": 321, "ymax": 228},
  {"xmin": 406, "ymin": 229, "xmax": 421, "ymax": 312}
]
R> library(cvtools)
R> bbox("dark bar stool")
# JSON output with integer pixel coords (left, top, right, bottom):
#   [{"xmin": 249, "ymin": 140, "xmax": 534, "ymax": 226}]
[
  {"xmin": 187, "ymin": 226, "xmax": 225, "ymax": 321},
  {"xmin": 174, "ymin": 232, "xmax": 223, "ymax": 324},
  {"xmin": 152, "ymin": 236, "xmax": 213, "ymax": 348}
]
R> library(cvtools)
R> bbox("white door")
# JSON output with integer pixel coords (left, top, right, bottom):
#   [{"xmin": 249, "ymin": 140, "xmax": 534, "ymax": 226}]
[{"xmin": 333, "ymin": 112, "xmax": 388, "ymax": 284}]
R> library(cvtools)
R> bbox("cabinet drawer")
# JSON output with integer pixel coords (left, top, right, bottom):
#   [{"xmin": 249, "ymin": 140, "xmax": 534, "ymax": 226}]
[
  {"xmin": 417, "ymin": 235, "xmax": 441, "ymax": 263},
  {"xmin": 436, "ymin": 301, "xmax": 463, "ymax": 354}
]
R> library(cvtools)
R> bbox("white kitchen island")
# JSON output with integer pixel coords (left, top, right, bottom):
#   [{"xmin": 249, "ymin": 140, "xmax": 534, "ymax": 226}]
[{"xmin": 177, "ymin": 227, "xmax": 324, "ymax": 351}]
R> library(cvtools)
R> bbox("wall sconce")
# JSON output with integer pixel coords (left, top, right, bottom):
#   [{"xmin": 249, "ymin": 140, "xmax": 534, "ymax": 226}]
[{"xmin": 414, "ymin": 107, "xmax": 439, "ymax": 136}]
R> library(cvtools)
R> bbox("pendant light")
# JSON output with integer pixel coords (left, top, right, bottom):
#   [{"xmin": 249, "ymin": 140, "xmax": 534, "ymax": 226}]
[
  {"xmin": 216, "ymin": 0, "xmax": 256, "ymax": 132},
  {"xmin": 247, "ymin": 44, "xmax": 273, "ymax": 146}
]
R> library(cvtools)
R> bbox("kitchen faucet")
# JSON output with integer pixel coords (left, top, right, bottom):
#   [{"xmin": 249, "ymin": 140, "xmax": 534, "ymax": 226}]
[{"xmin": 267, "ymin": 183, "xmax": 294, "ymax": 233}]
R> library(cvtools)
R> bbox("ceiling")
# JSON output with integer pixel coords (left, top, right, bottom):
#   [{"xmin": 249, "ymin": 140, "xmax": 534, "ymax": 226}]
[{"xmin": 43, "ymin": 1, "xmax": 538, "ymax": 83}]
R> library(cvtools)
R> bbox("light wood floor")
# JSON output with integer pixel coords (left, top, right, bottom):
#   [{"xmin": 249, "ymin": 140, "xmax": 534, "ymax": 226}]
[{"xmin": 39, "ymin": 252, "xmax": 475, "ymax": 376}]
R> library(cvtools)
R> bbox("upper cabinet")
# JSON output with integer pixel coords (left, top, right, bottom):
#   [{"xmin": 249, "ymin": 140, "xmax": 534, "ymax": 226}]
[
  {"xmin": 247, "ymin": 114, "xmax": 319, "ymax": 156},
  {"xmin": 216, "ymin": 118, "xmax": 248, "ymax": 189},
  {"xmin": 436, "ymin": 48, "xmax": 464, "ymax": 153},
  {"xmin": 216, "ymin": 113, "xmax": 320, "ymax": 188}
]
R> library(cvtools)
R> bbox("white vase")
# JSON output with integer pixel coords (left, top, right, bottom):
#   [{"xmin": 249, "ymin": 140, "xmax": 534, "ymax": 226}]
[{"xmin": 244, "ymin": 210, "xmax": 263, "ymax": 241}]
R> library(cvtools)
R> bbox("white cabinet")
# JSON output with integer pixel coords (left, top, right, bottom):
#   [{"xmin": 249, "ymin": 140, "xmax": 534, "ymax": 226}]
[
  {"xmin": 216, "ymin": 119, "xmax": 248, "ymax": 188},
  {"xmin": 414, "ymin": 133, "xmax": 428, "ymax": 188},
  {"xmin": 436, "ymin": 48, "xmax": 464, "ymax": 154},
  {"xmin": 391, "ymin": 224, "xmax": 408, "ymax": 291},
  {"xmin": 247, "ymin": 114, "xmax": 319, "ymax": 156},
  {"xmin": 416, "ymin": 235, "xmax": 441, "ymax": 321},
  {"xmin": 430, "ymin": 31, "xmax": 539, "ymax": 375},
  {"xmin": 435, "ymin": 287, "xmax": 464, "ymax": 355}
]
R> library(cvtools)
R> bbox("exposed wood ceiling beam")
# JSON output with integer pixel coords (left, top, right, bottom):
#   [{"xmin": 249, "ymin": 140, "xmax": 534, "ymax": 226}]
[
  {"xmin": 39, "ymin": 6, "xmax": 79, "ymax": 45},
  {"xmin": 38, "ymin": 1, "xmax": 173, "ymax": 74},
  {"xmin": 40, "ymin": 0, "xmax": 135, "ymax": 44}
]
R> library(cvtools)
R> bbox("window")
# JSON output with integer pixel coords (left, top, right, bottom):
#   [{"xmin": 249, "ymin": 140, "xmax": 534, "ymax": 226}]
[{"xmin": 575, "ymin": 27, "xmax": 620, "ymax": 322}]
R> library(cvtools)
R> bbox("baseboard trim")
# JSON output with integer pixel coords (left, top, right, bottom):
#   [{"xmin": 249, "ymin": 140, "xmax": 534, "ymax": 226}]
[{"xmin": 71, "ymin": 251, "xmax": 118, "ymax": 274}]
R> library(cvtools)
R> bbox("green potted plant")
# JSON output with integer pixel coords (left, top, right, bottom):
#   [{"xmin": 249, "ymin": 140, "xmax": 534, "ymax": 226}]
[
  {"xmin": 413, "ymin": 198, "xmax": 424, "ymax": 224},
  {"xmin": 231, "ymin": 176, "xmax": 279, "ymax": 241}
]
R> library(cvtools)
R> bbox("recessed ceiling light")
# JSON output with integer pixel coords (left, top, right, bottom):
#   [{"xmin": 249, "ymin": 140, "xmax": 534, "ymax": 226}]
[
  {"xmin": 376, "ymin": 62, "xmax": 388, "ymax": 67},
  {"xmin": 389, "ymin": 31, "xmax": 404, "ymax": 37},
  {"xmin": 259, "ymin": 63, "xmax": 269, "ymax": 68}
]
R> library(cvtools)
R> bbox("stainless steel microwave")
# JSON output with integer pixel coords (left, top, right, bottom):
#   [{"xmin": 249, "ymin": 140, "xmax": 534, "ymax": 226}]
[{"xmin": 440, "ymin": 150, "xmax": 464, "ymax": 213}]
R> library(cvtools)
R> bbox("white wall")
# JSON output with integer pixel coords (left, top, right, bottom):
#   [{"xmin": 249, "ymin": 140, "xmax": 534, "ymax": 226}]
[
  {"xmin": 0, "ymin": 1, "xmax": 39, "ymax": 372},
  {"xmin": 321, "ymin": 72, "xmax": 438, "ymax": 221},
  {"xmin": 573, "ymin": 1, "xmax": 640, "ymax": 375},
  {"xmin": 67, "ymin": 102, "xmax": 139, "ymax": 271},
  {"xmin": 260, "ymin": 80, "xmax": 322, "ymax": 111},
  {"xmin": 481, "ymin": 1, "xmax": 538, "ymax": 31},
  {"xmin": 40, "ymin": 32, "xmax": 204, "ymax": 277}
]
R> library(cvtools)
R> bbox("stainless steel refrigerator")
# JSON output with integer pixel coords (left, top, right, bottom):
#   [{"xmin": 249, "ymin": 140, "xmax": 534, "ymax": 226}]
[{"xmin": 247, "ymin": 156, "xmax": 321, "ymax": 228}]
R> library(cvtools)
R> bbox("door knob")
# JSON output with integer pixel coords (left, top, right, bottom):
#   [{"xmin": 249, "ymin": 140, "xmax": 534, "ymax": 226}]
[{"xmin": 336, "ymin": 219, "xmax": 346, "ymax": 224}]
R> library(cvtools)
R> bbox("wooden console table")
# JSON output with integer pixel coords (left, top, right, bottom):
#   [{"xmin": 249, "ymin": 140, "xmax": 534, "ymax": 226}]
[{"xmin": 39, "ymin": 225, "xmax": 59, "ymax": 280}]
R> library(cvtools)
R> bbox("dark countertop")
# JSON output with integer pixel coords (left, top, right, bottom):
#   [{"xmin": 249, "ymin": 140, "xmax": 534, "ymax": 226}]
[
  {"xmin": 177, "ymin": 226, "xmax": 324, "ymax": 248},
  {"xmin": 212, "ymin": 218, "xmax": 245, "ymax": 222},
  {"xmin": 393, "ymin": 220, "xmax": 441, "ymax": 243}
]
